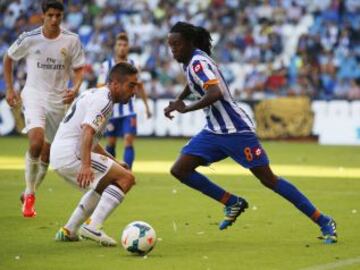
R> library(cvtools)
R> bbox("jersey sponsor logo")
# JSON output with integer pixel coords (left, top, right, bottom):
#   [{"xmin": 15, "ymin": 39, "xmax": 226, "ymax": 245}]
[
  {"xmin": 193, "ymin": 62, "xmax": 203, "ymax": 73},
  {"xmin": 37, "ymin": 57, "xmax": 65, "ymax": 70},
  {"xmin": 92, "ymin": 113, "xmax": 105, "ymax": 128}
]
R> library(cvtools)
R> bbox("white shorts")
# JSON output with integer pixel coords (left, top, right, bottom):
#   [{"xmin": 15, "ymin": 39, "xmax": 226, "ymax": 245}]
[
  {"xmin": 54, "ymin": 153, "xmax": 114, "ymax": 190},
  {"xmin": 21, "ymin": 87, "xmax": 66, "ymax": 143}
]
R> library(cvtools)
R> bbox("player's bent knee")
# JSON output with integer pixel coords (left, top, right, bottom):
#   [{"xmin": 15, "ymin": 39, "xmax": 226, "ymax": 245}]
[
  {"xmin": 114, "ymin": 172, "xmax": 135, "ymax": 193},
  {"xmin": 170, "ymin": 165, "xmax": 190, "ymax": 182},
  {"xmin": 29, "ymin": 140, "xmax": 44, "ymax": 157},
  {"xmin": 170, "ymin": 165, "xmax": 181, "ymax": 179},
  {"xmin": 41, "ymin": 144, "xmax": 51, "ymax": 163},
  {"xmin": 258, "ymin": 175, "xmax": 278, "ymax": 190}
]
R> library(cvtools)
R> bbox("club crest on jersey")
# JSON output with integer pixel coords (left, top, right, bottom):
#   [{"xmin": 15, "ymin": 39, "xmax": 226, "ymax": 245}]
[
  {"xmin": 193, "ymin": 62, "xmax": 203, "ymax": 73},
  {"xmin": 60, "ymin": 48, "xmax": 67, "ymax": 58},
  {"xmin": 93, "ymin": 114, "xmax": 105, "ymax": 127}
]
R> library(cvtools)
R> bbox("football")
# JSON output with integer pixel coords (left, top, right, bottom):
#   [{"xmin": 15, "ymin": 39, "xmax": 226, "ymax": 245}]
[{"xmin": 121, "ymin": 221, "xmax": 157, "ymax": 255}]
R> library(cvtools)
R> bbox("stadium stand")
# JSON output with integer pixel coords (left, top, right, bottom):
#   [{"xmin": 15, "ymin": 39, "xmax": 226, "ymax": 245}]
[{"xmin": 0, "ymin": 0, "xmax": 359, "ymax": 100}]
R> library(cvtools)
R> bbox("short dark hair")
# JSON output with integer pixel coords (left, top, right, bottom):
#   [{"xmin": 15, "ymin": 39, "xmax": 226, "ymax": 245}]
[
  {"xmin": 108, "ymin": 62, "xmax": 138, "ymax": 83},
  {"xmin": 170, "ymin": 21, "xmax": 213, "ymax": 56},
  {"xmin": 116, "ymin": 32, "xmax": 129, "ymax": 43},
  {"xmin": 41, "ymin": 0, "xmax": 64, "ymax": 13}
]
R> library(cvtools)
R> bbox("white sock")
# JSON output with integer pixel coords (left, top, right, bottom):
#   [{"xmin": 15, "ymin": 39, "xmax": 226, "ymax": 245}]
[
  {"xmin": 35, "ymin": 161, "xmax": 49, "ymax": 190},
  {"xmin": 64, "ymin": 190, "xmax": 100, "ymax": 234},
  {"xmin": 87, "ymin": 185, "xmax": 124, "ymax": 230},
  {"xmin": 24, "ymin": 151, "xmax": 40, "ymax": 195}
]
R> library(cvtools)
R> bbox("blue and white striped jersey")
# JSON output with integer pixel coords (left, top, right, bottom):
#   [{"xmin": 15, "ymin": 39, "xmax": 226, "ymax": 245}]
[
  {"xmin": 97, "ymin": 58, "xmax": 136, "ymax": 119},
  {"xmin": 184, "ymin": 49, "xmax": 255, "ymax": 134}
]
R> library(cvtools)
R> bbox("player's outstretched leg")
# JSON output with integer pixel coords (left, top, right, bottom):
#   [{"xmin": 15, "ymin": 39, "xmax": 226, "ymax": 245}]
[
  {"xmin": 55, "ymin": 189, "xmax": 101, "ymax": 243},
  {"xmin": 251, "ymin": 166, "xmax": 337, "ymax": 244},
  {"xmin": 79, "ymin": 185, "xmax": 125, "ymax": 247},
  {"xmin": 79, "ymin": 163, "xmax": 135, "ymax": 247},
  {"xmin": 23, "ymin": 128, "xmax": 45, "ymax": 217},
  {"xmin": 23, "ymin": 151, "xmax": 39, "ymax": 217},
  {"xmin": 170, "ymin": 154, "xmax": 248, "ymax": 230}
]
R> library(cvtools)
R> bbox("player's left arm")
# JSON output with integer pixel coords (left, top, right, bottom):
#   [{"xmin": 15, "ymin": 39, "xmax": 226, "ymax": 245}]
[
  {"xmin": 136, "ymin": 82, "xmax": 152, "ymax": 118},
  {"xmin": 63, "ymin": 67, "xmax": 84, "ymax": 105},
  {"xmin": 63, "ymin": 37, "xmax": 86, "ymax": 104}
]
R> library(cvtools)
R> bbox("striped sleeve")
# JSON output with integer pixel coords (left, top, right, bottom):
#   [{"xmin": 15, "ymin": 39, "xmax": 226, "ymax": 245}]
[{"xmin": 190, "ymin": 59, "xmax": 219, "ymax": 90}]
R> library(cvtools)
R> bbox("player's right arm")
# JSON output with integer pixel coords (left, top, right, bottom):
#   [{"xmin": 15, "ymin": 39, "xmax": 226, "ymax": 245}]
[
  {"xmin": 78, "ymin": 93, "xmax": 111, "ymax": 187},
  {"xmin": 164, "ymin": 84, "xmax": 191, "ymax": 119},
  {"xmin": 77, "ymin": 124, "xmax": 95, "ymax": 188},
  {"xmin": 4, "ymin": 32, "xmax": 31, "ymax": 107},
  {"xmin": 3, "ymin": 53, "xmax": 20, "ymax": 107}
]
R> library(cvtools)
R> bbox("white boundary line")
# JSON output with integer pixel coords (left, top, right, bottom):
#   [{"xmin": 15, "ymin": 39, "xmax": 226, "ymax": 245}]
[{"xmin": 300, "ymin": 256, "xmax": 360, "ymax": 270}]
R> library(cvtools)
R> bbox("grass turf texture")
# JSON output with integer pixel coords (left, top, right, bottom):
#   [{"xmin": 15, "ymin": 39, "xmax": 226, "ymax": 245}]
[{"xmin": 0, "ymin": 137, "xmax": 359, "ymax": 270}]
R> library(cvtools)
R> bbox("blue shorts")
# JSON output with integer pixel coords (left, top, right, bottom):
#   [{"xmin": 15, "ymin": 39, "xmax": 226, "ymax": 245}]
[
  {"xmin": 181, "ymin": 129, "xmax": 269, "ymax": 168},
  {"xmin": 104, "ymin": 115, "xmax": 137, "ymax": 137}
]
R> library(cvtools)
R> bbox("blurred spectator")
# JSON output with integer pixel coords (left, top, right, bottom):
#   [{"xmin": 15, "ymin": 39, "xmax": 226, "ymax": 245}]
[
  {"xmin": 348, "ymin": 79, "xmax": 360, "ymax": 100},
  {"xmin": 0, "ymin": 0, "xmax": 358, "ymax": 101}
]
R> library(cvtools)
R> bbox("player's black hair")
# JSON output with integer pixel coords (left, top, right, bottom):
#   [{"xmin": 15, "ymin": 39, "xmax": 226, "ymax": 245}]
[
  {"xmin": 41, "ymin": 0, "xmax": 64, "ymax": 13},
  {"xmin": 170, "ymin": 21, "xmax": 212, "ymax": 56},
  {"xmin": 108, "ymin": 62, "xmax": 138, "ymax": 83}
]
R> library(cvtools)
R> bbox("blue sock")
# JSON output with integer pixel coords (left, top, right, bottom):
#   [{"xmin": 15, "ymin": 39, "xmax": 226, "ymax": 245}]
[
  {"xmin": 181, "ymin": 171, "xmax": 239, "ymax": 206},
  {"xmin": 106, "ymin": 145, "xmax": 116, "ymax": 157},
  {"xmin": 274, "ymin": 177, "xmax": 330, "ymax": 226},
  {"xmin": 124, "ymin": 146, "xmax": 135, "ymax": 169}
]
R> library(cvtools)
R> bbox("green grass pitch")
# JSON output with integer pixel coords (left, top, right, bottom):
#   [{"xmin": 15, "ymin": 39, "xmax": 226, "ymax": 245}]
[{"xmin": 0, "ymin": 137, "xmax": 359, "ymax": 270}]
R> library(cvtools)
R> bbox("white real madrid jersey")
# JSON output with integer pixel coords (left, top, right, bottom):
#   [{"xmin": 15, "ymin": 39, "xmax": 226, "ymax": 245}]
[
  {"xmin": 50, "ymin": 87, "xmax": 113, "ymax": 169},
  {"xmin": 7, "ymin": 26, "xmax": 85, "ymax": 106}
]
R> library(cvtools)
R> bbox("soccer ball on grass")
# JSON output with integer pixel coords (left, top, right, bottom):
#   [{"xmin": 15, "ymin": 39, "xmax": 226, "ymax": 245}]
[{"xmin": 121, "ymin": 221, "xmax": 156, "ymax": 255}]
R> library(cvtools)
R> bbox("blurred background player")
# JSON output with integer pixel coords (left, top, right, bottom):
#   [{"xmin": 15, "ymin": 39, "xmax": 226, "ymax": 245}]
[
  {"xmin": 3, "ymin": 0, "xmax": 85, "ymax": 217},
  {"xmin": 97, "ymin": 32, "xmax": 152, "ymax": 169},
  {"xmin": 164, "ymin": 22, "xmax": 337, "ymax": 244},
  {"xmin": 51, "ymin": 62, "xmax": 138, "ymax": 246}
]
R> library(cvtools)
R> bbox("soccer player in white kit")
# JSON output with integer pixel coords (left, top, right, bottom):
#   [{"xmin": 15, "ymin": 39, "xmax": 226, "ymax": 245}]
[
  {"xmin": 3, "ymin": 0, "xmax": 85, "ymax": 217},
  {"xmin": 52, "ymin": 62, "xmax": 138, "ymax": 246}
]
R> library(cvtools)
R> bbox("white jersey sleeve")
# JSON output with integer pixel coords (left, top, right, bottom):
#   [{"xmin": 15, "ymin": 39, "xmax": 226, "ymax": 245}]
[
  {"xmin": 71, "ymin": 37, "xmax": 85, "ymax": 69},
  {"xmin": 82, "ymin": 94, "xmax": 112, "ymax": 133},
  {"xmin": 7, "ymin": 32, "xmax": 32, "ymax": 61}
]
